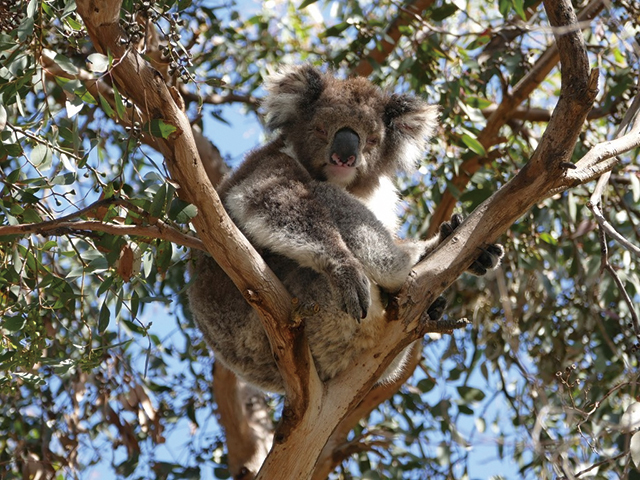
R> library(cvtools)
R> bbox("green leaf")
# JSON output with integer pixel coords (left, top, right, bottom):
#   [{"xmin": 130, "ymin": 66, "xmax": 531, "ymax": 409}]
[
  {"xmin": 538, "ymin": 232, "xmax": 557, "ymax": 245},
  {"xmin": 54, "ymin": 53, "xmax": 79, "ymax": 75},
  {"xmin": 465, "ymin": 96, "xmax": 493, "ymax": 109},
  {"xmin": 299, "ymin": 0, "xmax": 319, "ymax": 8},
  {"xmin": 0, "ymin": 104, "xmax": 6, "ymax": 131},
  {"xmin": 457, "ymin": 386, "xmax": 486, "ymax": 402},
  {"xmin": 498, "ymin": 0, "xmax": 511, "ymax": 18},
  {"xmin": 122, "ymin": 319, "xmax": 147, "ymax": 335},
  {"xmin": 513, "ymin": 0, "xmax": 527, "ymax": 20},
  {"xmin": 98, "ymin": 301, "xmax": 111, "ymax": 333},
  {"xmin": 631, "ymin": 431, "xmax": 640, "ymax": 468},
  {"xmin": 149, "ymin": 184, "xmax": 169, "ymax": 218},
  {"xmin": 3, "ymin": 316, "xmax": 26, "ymax": 332},
  {"xmin": 26, "ymin": 0, "xmax": 37, "ymax": 17},
  {"xmin": 112, "ymin": 84, "xmax": 126, "ymax": 120},
  {"xmin": 98, "ymin": 93, "xmax": 115, "ymax": 118},
  {"xmin": 156, "ymin": 240, "xmax": 173, "ymax": 274},
  {"xmin": 51, "ymin": 172, "xmax": 77, "ymax": 185},
  {"xmin": 461, "ymin": 133, "xmax": 487, "ymax": 156},
  {"xmin": 147, "ymin": 119, "xmax": 177, "ymax": 139},
  {"xmin": 630, "ymin": 174, "xmax": 640, "ymax": 202},
  {"xmin": 323, "ymin": 22, "xmax": 349, "ymax": 37},
  {"xmin": 87, "ymin": 53, "xmax": 109, "ymax": 73},
  {"xmin": 417, "ymin": 378, "xmax": 436, "ymax": 393},
  {"xmin": 169, "ymin": 198, "xmax": 198, "ymax": 223},
  {"xmin": 52, "ymin": 358, "xmax": 76, "ymax": 375},
  {"xmin": 30, "ymin": 143, "xmax": 52, "ymax": 169}
]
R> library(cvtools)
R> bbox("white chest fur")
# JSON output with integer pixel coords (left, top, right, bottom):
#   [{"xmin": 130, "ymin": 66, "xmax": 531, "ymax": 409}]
[{"xmin": 357, "ymin": 175, "xmax": 400, "ymax": 234}]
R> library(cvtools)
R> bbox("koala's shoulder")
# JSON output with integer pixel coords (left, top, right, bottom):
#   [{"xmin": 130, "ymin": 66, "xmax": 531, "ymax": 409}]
[{"xmin": 218, "ymin": 138, "xmax": 311, "ymax": 198}]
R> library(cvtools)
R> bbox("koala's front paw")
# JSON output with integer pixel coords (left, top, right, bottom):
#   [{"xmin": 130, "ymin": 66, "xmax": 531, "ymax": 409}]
[
  {"xmin": 331, "ymin": 261, "xmax": 371, "ymax": 322},
  {"xmin": 439, "ymin": 213, "xmax": 504, "ymax": 276}
]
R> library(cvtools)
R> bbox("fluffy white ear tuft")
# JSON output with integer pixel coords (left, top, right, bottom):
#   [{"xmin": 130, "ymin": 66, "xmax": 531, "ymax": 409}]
[
  {"xmin": 384, "ymin": 94, "xmax": 440, "ymax": 171},
  {"xmin": 262, "ymin": 65, "xmax": 325, "ymax": 131}
]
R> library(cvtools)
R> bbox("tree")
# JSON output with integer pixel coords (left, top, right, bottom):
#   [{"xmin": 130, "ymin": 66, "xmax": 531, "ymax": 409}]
[{"xmin": 1, "ymin": 0, "xmax": 640, "ymax": 478}]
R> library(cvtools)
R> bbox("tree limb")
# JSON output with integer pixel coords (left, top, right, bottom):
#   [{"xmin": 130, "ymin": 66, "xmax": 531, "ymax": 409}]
[
  {"xmin": 74, "ymin": 0, "xmax": 317, "ymax": 418},
  {"xmin": 352, "ymin": 0, "xmax": 436, "ymax": 77},
  {"xmin": 426, "ymin": 0, "xmax": 605, "ymax": 236},
  {"xmin": 0, "ymin": 220, "xmax": 205, "ymax": 252},
  {"xmin": 70, "ymin": 1, "xmax": 626, "ymax": 479},
  {"xmin": 213, "ymin": 364, "xmax": 274, "ymax": 480}
]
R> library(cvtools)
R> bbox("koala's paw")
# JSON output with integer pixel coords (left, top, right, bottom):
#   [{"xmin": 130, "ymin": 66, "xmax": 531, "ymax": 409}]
[
  {"xmin": 427, "ymin": 295, "xmax": 447, "ymax": 321},
  {"xmin": 468, "ymin": 243, "xmax": 504, "ymax": 276},
  {"xmin": 438, "ymin": 213, "xmax": 464, "ymax": 242},
  {"xmin": 439, "ymin": 213, "xmax": 504, "ymax": 276},
  {"xmin": 331, "ymin": 261, "xmax": 371, "ymax": 322}
]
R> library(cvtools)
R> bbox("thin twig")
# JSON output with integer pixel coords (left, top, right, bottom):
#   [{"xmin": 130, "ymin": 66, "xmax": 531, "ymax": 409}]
[
  {"xmin": 0, "ymin": 220, "xmax": 205, "ymax": 251},
  {"xmin": 575, "ymin": 450, "xmax": 629, "ymax": 478},
  {"xmin": 587, "ymin": 201, "xmax": 640, "ymax": 258},
  {"xmin": 605, "ymin": 263, "xmax": 640, "ymax": 338}
]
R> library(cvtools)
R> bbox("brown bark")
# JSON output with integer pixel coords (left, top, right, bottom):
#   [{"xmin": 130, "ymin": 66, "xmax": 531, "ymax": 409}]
[{"xmin": 213, "ymin": 364, "xmax": 274, "ymax": 479}]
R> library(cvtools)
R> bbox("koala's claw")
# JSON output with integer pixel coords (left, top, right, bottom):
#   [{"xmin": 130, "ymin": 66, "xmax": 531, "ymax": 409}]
[
  {"xmin": 439, "ymin": 214, "xmax": 504, "ymax": 276},
  {"xmin": 468, "ymin": 243, "xmax": 504, "ymax": 276},
  {"xmin": 332, "ymin": 262, "xmax": 371, "ymax": 322},
  {"xmin": 427, "ymin": 296, "xmax": 447, "ymax": 321},
  {"xmin": 438, "ymin": 213, "xmax": 463, "ymax": 241}
]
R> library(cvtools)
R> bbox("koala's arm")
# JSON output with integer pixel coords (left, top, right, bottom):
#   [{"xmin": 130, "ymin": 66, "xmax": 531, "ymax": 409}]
[{"xmin": 223, "ymin": 152, "xmax": 373, "ymax": 320}]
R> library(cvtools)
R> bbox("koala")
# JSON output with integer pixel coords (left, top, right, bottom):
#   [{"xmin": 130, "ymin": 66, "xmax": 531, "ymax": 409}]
[{"xmin": 189, "ymin": 65, "xmax": 503, "ymax": 393}]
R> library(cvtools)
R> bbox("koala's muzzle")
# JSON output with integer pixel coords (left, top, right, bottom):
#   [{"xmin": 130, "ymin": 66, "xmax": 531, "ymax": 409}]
[{"xmin": 330, "ymin": 127, "xmax": 360, "ymax": 167}]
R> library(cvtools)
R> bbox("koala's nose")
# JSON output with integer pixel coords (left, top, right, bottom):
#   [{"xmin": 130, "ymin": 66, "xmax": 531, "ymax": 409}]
[{"xmin": 330, "ymin": 127, "xmax": 360, "ymax": 167}]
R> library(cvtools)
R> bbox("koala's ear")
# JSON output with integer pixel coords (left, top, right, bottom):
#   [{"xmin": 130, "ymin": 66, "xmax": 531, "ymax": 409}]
[
  {"xmin": 384, "ymin": 94, "xmax": 440, "ymax": 170},
  {"xmin": 263, "ymin": 65, "xmax": 326, "ymax": 131}
]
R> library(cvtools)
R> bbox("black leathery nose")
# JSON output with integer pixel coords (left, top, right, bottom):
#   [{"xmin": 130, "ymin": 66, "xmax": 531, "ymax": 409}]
[{"xmin": 330, "ymin": 127, "xmax": 360, "ymax": 167}]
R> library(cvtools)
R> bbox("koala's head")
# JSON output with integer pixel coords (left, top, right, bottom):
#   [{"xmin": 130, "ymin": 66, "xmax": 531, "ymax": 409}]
[{"xmin": 263, "ymin": 65, "xmax": 439, "ymax": 194}]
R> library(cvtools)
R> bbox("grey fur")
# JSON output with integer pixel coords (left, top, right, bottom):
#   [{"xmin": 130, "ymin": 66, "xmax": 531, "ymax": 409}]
[{"xmin": 188, "ymin": 66, "xmax": 502, "ymax": 393}]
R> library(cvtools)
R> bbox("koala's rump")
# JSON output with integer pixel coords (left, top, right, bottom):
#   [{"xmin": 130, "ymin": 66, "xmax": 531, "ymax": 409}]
[{"xmin": 189, "ymin": 254, "xmax": 283, "ymax": 391}]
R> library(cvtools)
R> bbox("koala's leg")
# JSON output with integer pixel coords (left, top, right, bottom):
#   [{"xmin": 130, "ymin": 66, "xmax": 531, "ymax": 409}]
[
  {"xmin": 312, "ymin": 183, "xmax": 420, "ymax": 292},
  {"xmin": 225, "ymin": 173, "xmax": 371, "ymax": 321}
]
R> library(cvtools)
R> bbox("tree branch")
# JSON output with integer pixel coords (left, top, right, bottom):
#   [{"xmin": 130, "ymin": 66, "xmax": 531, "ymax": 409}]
[
  {"xmin": 426, "ymin": 0, "xmax": 605, "ymax": 236},
  {"xmin": 70, "ymin": 1, "xmax": 608, "ymax": 479},
  {"xmin": 213, "ymin": 364, "xmax": 274, "ymax": 480},
  {"xmin": 352, "ymin": 0, "xmax": 436, "ymax": 77},
  {"xmin": 0, "ymin": 219, "xmax": 205, "ymax": 251},
  {"xmin": 74, "ymin": 0, "xmax": 317, "ymax": 417}
]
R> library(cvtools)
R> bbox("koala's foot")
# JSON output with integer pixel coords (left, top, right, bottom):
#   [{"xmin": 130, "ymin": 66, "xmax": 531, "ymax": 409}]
[
  {"xmin": 427, "ymin": 295, "xmax": 447, "ymax": 321},
  {"xmin": 331, "ymin": 260, "xmax": 371, "ymax": 322},
  {"xmin": 439, "ymin": 213, "xmax": 504, "ymax": 276},
  {"xmin": 291, "ymin": 298, "xmax": 321, "ymax": 326},
  {"xmin": 468, "ymin": 243, "xmax": 504, "ymax": 276}
]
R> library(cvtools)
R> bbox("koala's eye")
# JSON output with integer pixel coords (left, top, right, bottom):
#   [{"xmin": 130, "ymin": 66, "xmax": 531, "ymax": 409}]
[
  {"xmin": 314, "ymin": 125, "xmax": 328, "ymax": 138},
  {"xmin": 366, "ymin": 136, "xmax": 380, "ymax": 147}
]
